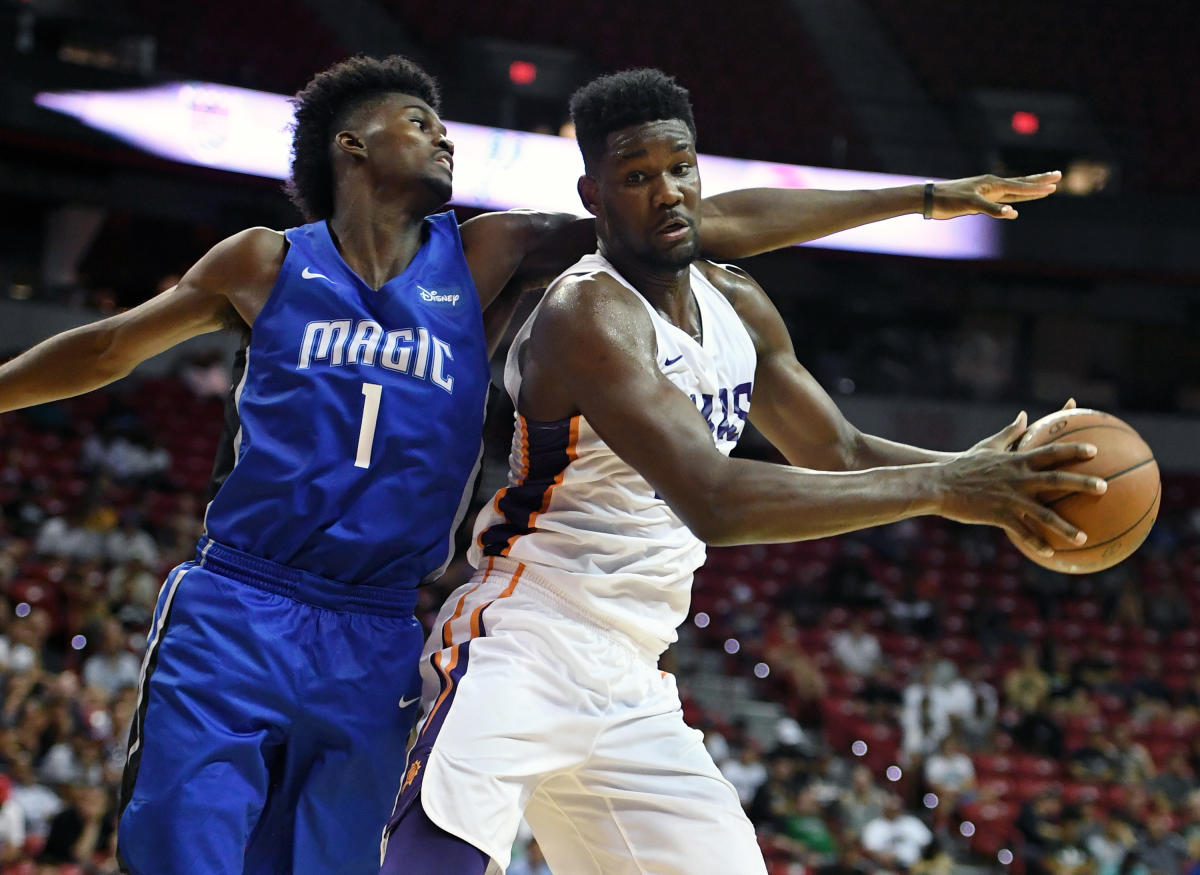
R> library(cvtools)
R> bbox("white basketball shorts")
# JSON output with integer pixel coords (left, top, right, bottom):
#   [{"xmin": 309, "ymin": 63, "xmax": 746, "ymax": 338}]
[{"xmin": 383, "ymin": 556, "xmax": 766, "ymax": 875}]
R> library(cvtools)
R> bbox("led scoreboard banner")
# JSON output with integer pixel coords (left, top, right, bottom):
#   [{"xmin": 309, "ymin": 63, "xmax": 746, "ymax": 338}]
[{"xmin": 36, "ymin": 81, "xmax": 998, "ymax": 260}]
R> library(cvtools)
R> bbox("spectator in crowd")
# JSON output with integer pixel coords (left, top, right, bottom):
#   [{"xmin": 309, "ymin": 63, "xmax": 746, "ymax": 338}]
[
  {"xmin": 902, "ymin": 693, "xmax": 948, "ymax": 762},
  {"xmin": 838, "ymin": 764, "xmax": 888, "ymax": 838},
  {"xmin": 8, "ymin": 754, "xmax": 62, "ymax": 838},
  {"xmin": 1128, "ymin": 812, "xmax": 1189, "ymax": 875},
  {"xmin": 1067, "ymin": 728, "xmax": 1120, "ymax": 782},
  {"xmin": 923, "ymin": 735, "xmax": 976, "ymax": 805},
  {"xmin": 861, "ymin": 793, "xmax": 932, "ymax": 870},
  {"xmin": 1006, "ymin": 643, "xmax": 1051, "ymax": 714},
  {"xmin": 1108, "ymin": 723, "xmax": 1156, "ymax": 784},
  {"xmin": 34, "ymin": 505, "xmax": 104, "ymax": 562},
  {"xmin": 886, "ymin": 577, "xmax": 938, "ymax": 639},
  {"xmin": 81, "ymin": 618, "xmax": 140, "ymax": 696},
  {"xmin": 832, "ymin": 616, "xmax": 882, "ymax": 677},
  {"xmin": 1149, "ymin": 752, "xmax": 1195, "ymax": 807},
  {"xmin": 103, "ymin": 511, "xmax": 159, "ymax": 567},
  {"xmin": 1016, "ymin": 791, "xmax": 1064, "ymax": 875},
  {"xmin": 720, "ymin": 740, "xmax": 769, "ymax": 808},
  {"xmin": 909, "ymin": 837, "xmax": 954, "ymax": 875},
  {"xmin": 775, "ymin": 785, "xmax": 838, "ymax": 868},
  {"xmin": 859, "ymin": 662, "xmax": 904, "ymax": 723},
  {"xmin": 0, "ymin": 775, "xmax": 25, "ymax": 866},
  {"xmin": 956, "ymin": 666, "xmax": 999, "ymax": 752},
  {"xmin": 81, "ymin": 426, "xmax": 170, "ymax": 483},
  {"xmin": 37, "ymin": 783, "xmax": 116, "ymax": 868},
  {"xmin": 1071, "ymin": 639, "xmax": 1118, "ymax": 694},
  {"xmin": 1085, "ymin": 809, "xmax": 1136, "ymax": 875},
  {"xmin": 1125, "ymin": 652, "xmax": 1174, "ymax": 717},
  {"xmin": 749, "ymin": 753, "xmax": 803, "ymax": 833},
  {"xmin": 1049, "ymin": 810, "xmax": 1093, "ymax": 875}
]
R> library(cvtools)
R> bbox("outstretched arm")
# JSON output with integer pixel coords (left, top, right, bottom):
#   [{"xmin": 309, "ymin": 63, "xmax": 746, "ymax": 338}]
[
  {"xmin": 460, "ymin": 171, "xmax": 1061, "ymax": 309},
  {"xmin": 698, "ymin": 171, "xmax": 1061, "ymax": 259},
  {"xmin": 522, "ymin": 274, "xmax": 1103, "ymax": 555},
  {"xmin": 0, "ymin": 228, "xmax": 281, "ymax": 414}
]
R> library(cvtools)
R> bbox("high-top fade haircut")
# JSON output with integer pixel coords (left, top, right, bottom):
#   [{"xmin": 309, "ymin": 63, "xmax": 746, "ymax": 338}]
[
  {"xmin": 288, "ymin": 55, "xmax": 441, "ymax": 221},
  {"xmin": 569, "ymin": 69, "xmax": 696, "ymax": 172}
]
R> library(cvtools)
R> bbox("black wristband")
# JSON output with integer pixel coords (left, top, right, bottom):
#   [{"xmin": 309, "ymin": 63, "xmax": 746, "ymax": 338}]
[{"xmin": 922, "ymin": 181, "xmax": 934, "ymax": 220}]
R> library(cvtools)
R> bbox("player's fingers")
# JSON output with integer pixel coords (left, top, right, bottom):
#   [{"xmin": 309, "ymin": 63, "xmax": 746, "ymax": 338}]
[
  {"xmin": 993, "ymin": 189, "xmax": 1055, "ymax": 204},
  {"xmin": 1000, "ymin": 511, "xmax": 1054, "ymax": 558},
  {"xmin": 1062, "ymin": 397, "xmax": 1077, "ymax": 410},
  {"xmin": 969, "ymin": 195, "xmax": 1017, "ymax": 219},
  {"xmin": 1011, "ymin": 171, "xmax": 1062, "ymax": 183},
  {"xmin": 1023, "ymin": 441, "xmax": 1098, "ymax": 468},
  {"xmin": 1014, "ymin": 497, "xmax": 1088, "ymax": 545},
  {"xmin": 1030, "ymin": 470, "xmax": 1108, "ymax": 495}
]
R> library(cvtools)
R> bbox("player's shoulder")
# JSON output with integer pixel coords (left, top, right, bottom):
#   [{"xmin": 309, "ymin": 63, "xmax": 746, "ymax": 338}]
[
  {"xmin": 693, "ymin": 259, "xmax": 764, "ymax": 303},
  {"xmin": 185, "ymin": 226, "xmax": 287, "ymax": 296},
  {"xmin": 531, "ymin": 270, "xmax": 654, "ymax": 356}
]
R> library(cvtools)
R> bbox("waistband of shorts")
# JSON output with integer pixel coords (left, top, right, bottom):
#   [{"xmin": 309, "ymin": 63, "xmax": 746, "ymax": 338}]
[
  {"xmin": 481, "ymin": 556, "xmax": 665, "ymax": 664},
  {"xmin": 195, "ymin": 537, "xmax": 418, "ymax": 617}
]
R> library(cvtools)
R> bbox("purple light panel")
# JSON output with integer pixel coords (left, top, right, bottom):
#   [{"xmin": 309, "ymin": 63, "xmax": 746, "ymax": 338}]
[{"xmin": 36, "ymin": 82, "xmax": 998, "ymax": 259}]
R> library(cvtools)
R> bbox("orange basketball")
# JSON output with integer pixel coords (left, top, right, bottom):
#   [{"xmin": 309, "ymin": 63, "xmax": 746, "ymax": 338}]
[{"xmin": 1009, "ymin": 408, "xmax": 1160, "ymax": 574}]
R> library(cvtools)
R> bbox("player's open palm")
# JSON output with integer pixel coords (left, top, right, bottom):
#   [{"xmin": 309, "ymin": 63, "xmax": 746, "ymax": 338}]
[{"xmin": 935, "ymin": 441, "xmax": 1107, "ymax": 558}]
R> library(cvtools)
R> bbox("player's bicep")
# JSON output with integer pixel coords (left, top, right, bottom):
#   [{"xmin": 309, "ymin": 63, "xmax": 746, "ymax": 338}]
[
  {"xmin": 722, "ymin": 268, "xmax": 860, "ymax": 470},
  {"xmin": 102, "ymin": 231, "xmax": 268, "ymax": 371},
  {"xmin": 531, "ymin": 290, "xmax": 731, "ymax": 532},
  {"xmin": 461, "ymin": 211, "xmax": 589, "ymax": 310},
  {"xmin": 750, "ymin": 352, "xmax": 860, "ymax": 470}
]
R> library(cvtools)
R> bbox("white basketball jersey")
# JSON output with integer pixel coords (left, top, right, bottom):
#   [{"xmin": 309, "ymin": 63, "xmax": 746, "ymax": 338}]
[{"xmin": 468, "ymin": 253, "xmax": 758, "ymax": 655}]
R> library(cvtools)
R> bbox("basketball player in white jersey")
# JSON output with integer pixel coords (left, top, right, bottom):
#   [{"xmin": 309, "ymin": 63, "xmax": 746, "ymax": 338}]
[{"xmin": 379, "ymin": 69, "xmax": 1105, "ymax": 875}]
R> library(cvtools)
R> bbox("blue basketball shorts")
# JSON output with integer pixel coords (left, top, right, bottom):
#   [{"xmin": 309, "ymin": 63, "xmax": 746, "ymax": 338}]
[{"xmin": 117, "ymin": 538, "xmax": 424, "ymax": 875}]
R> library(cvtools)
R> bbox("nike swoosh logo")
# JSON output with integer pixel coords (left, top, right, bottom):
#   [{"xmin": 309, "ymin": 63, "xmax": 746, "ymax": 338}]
[
  {"xmin": 398, "ymin": 696, "xmax": 419, "ymax": 709},
  {"xmin": 301, "ymin": 266, "xmax": 334, "ymax": 282},
  {"xmin": 663, "ymin": 355, "xmax": 684, "ymax": 367}
]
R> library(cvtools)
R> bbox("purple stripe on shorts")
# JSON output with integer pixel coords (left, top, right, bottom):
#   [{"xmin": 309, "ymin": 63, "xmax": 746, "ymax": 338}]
[{"xmin": 385, "ymin": 641, "xmax": 472, "ymax": 831}]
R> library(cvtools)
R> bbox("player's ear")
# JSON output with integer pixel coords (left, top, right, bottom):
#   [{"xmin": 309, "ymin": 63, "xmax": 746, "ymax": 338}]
[
  {"xmin": 335, "ymin": 131, "xmax": 367, "ymax": 159},
  {"xmin": 577, "ymin": 175, "xmax": 599, "ymax": 216}
]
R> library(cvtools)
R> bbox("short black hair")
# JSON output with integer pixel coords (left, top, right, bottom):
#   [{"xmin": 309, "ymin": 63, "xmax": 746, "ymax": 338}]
[
  {"xmin": 568, "ymin": 69, "xmax": 696, "ymax": 170},
  {"xmin": 288, "ymin": 55, "xmax": 440, "ymax": 221}
]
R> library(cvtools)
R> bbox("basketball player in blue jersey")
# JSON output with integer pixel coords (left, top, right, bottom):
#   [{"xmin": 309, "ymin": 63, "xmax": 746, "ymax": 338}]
[
  {"xmin": 0, "ymin": 55, "xmax": 1061, "ymax": 874},
  {"xmin": 379, "ymin": 69, "xmax": 1103, "ymax": 875}
]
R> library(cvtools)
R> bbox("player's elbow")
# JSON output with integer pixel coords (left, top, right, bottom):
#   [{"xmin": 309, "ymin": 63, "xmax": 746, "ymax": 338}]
[
  {"xmin": 677, "ymin": 498, "xmax": 748, "ymax": 547},
  {"xmin": 91, "ymin": 323, "xmax": 136, "ymax": 382}
]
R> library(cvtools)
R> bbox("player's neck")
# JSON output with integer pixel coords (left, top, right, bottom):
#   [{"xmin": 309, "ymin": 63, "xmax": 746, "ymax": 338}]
[
  {"xmin": 327, "ymin": 200, "xmax": 428, "ymax": 291},
  {"xmin": 602, "ymin": 247, "xmax": 691, "ymax": 315}
]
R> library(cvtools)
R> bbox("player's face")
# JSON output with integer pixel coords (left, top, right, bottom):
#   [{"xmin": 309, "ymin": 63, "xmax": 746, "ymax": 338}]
[
  {"xmin": 590, "ymin": 119, "xmax": 701, "ymax": 269},
  {"xmin": 357, "ymin": 94, "xmax": 454, "ymax": 207}
]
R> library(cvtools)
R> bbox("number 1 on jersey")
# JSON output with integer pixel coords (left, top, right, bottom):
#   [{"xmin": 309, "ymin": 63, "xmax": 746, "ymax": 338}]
[{"xmin": 355, "ymin": 382, "xmax": 382, "ymax": 468}]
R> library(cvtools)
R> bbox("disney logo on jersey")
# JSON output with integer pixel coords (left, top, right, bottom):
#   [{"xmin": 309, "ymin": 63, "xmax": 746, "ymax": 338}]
[
  {"xmin": 416, "ymin": 284, "xmax": 461, "ymax": 307},
  {"xmin": 690, "ymin": 382, "xmax": 752, "ymax": 444},
  {"xmin": 298, "ymin": 319, "xmax": 456, "ymax": 393}
]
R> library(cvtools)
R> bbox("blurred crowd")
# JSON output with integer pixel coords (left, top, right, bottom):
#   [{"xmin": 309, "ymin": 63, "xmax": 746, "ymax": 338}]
[{"xmin": 0, "ymin": 372, "xmax": 1197, "ymax": 873}]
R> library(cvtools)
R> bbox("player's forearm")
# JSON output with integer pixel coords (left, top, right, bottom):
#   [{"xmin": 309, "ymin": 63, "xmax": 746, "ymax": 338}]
[
  {"xmin": 851, "ymin": 433, "xmax": 957, "ymax": 468},
  {"xmin": 0, "ymin": 323, "xmax": 127, "ymax": 413},
  {"xmin": 699, "ymin": 186, "xmax": 922, "ymax": 258},
  {"xmin": 685, "ymin": 458, "xmax": 943, "ymax": 546}
]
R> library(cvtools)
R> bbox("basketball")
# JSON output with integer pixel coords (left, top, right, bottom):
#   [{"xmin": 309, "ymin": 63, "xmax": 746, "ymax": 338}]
[{"xmin": 1009, "ymin": 408, "xmax": 1160, "ymax": 574}]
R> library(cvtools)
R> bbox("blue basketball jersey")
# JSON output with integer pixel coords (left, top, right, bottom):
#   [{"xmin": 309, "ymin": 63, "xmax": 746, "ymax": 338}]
[{"xmin": 202, "ymin": 212, "xmax": 490, "ymax": 588}]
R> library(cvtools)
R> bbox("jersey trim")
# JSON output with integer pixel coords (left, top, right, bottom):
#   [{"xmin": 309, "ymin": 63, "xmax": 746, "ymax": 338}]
[{"xmin": 477, "ymin": 415, "xmax": 580, "ymax": 557}]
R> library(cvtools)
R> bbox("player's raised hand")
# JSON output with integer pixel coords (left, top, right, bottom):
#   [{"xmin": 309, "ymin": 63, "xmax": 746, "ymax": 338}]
[{"xmin": 930, "ymin": 171, "xmax": 1061, "ymax": 220}]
